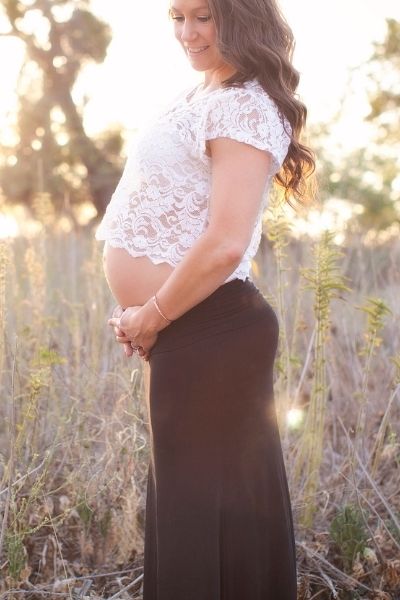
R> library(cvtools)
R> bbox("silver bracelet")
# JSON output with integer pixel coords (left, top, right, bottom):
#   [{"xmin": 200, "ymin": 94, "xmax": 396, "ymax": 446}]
[{"xmin": 151, "ymin": 294, "xmax": 173, "ymax": 324}]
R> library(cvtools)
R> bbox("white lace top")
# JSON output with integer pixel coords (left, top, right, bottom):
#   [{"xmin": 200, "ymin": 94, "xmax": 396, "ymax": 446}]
[{"xmin": 95, "ymin": 78, "xmax": 291, "ymax": 282}]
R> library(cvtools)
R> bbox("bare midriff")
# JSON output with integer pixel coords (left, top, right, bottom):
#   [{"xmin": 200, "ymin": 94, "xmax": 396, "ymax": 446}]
[{"xmin": 102, "ymin": 242, "xmax": 175, "ymax": 309}]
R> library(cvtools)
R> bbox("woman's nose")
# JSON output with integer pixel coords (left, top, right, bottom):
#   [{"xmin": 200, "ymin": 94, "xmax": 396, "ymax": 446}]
[{"xmin": 180, "ymin": 20, "xmax": 198, "ymax": 43}]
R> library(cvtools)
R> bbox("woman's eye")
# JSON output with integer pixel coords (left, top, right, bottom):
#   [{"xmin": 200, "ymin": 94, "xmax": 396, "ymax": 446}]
[{"xmin": 171, "ymin": 15, "xmax": 211, "ymax": 23}]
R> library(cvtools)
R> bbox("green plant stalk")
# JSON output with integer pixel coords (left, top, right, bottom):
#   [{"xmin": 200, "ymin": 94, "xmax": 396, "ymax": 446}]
[
  {"xmin": 265, "ymin": 189, "xmax": 292, "ymax": 433},
  {"xmin": 24, "ymin": 239, "xmax": 47, "ymax": 350},
  {"xmin": 352, "ymin": 298, "xmax": 391, "ymax": 465},
  {"xmin": 0, "ymin": 338, "xmax": 18, "ymax": 563},
  {"xmin": 4, "ymin": 446, "xmax": 56, "ymax": 581},
  {"xmin": 329, "ymin": 504, "xmax": 368, "ymax": 572},
  {"xmin": 370, "ymin": 376, "xmax": 400, "ymax": 477},
  {"xmin": 301, "ymin": 264, "xmax": 328, "ymax": 528},
  {"xmin": 293, "ymin": 231, "xmax": 349, "ymax": 527}
]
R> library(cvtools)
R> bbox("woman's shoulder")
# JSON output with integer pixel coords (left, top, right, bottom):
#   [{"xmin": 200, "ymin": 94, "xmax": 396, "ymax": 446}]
[
  {"xmin": 204, "ymin": 78, "xmax": 292, "ymax": 170},
  {"xmin": 215, "ymin": 79, "xmax": 280, "ymax": 111},
  {"xmin": 210, "ymin": 79, "xmax": 290, "ymax": 130}
]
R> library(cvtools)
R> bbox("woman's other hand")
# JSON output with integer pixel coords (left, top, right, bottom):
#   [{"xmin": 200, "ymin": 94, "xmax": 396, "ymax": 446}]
[{"xmin": 110, "ymin": 305, "xmax": 136, "ymax": 358}]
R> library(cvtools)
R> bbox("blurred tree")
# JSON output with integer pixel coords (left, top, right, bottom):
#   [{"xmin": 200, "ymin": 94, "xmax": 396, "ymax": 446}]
[
  {"xmin": 314, "ymin": 18, "xmax": 400, "ymax": 231},
  {"xmin": 368, "ymin": 18, "xmax": 400, "ymax": 145},
  {"xmin": 0, "ymin": 0, "xmax": 123, "ymax": 218}
]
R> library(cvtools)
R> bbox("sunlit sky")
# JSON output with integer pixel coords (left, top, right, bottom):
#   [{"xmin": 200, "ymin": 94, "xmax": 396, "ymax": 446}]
[{"xmin": 0, "ymin": 0, "xmax": 400, "ymax": 152}]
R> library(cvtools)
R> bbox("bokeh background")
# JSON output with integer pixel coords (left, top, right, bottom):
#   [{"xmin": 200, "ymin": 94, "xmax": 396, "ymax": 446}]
[
  {"xmin": 1, "ymin": 0, "xmax": 400, "ymax": 234},
  {"xmin": 0, "ymin": 1, "xmax": 399, "ymax": 599}
]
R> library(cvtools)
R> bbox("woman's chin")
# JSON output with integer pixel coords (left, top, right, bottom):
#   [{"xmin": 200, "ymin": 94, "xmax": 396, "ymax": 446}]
[{"xmin": 188, "ymin": 62, "xmax": 209, "ymax": 72}]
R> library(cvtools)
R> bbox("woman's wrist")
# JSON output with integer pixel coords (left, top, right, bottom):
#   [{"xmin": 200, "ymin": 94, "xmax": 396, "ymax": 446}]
[
  {"xmin": 151, "ymin": 294, "xmax": 173, "ymax": 325},
  {"xmin": 141, "ymin": 295, "xmax": 172, "ymax": 333}
]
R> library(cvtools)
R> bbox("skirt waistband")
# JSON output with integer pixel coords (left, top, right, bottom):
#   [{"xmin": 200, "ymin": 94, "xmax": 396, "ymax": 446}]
[
  {"xmin": 173, "ymin": 277, "xmax": 259, "ymax": 318},
  {"xmin": 151, "ymin": 277, "xmax": 278, "ymax": 356}
]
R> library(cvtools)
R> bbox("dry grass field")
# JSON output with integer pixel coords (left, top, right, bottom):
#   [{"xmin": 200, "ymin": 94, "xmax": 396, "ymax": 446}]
[{"xmin": 0, "ymin": 209, "xmax": 399, "ymax": 599}]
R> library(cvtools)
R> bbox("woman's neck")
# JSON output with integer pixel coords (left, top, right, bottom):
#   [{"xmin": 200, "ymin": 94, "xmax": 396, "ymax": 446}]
[{"xmin": 202, "ymin": 64, "xmax": 237, "ymax": 92}]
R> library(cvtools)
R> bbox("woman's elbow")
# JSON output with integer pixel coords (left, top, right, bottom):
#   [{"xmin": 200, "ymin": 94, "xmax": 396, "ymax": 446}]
[
  {"xmin": 204, "ymin": 230, "xmax": 247, "ymax": 267},
  {"xmin": 224, "ymin": 244, "xmax": 245, "ymax": 265},
  {"xmin": 213, "ymin": 241, "xmax": 245, "ymax": 268}
]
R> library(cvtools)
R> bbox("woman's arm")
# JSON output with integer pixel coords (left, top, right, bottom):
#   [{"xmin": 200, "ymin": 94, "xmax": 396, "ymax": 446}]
[{"xmin": 109, "ymin": 137, "xmax": 272, "ymax": 356}]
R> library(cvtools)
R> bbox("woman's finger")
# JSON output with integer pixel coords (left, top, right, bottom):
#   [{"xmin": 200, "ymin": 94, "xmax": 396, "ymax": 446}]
[
  {"xmin": 114, "ymin": 326, "xmax": 127, "ymax": 337},
  {"xmin": 109, "ymin": 318, "xmax": 129, "ymax": 338},
  {"xmin": 123, "ymin": 342, "xmax": 134, "ymax": 357},
  {"xmin": 108, "ymin": 317, "xmax": 121, "ymax": 328},
  {"xmin": 111, "ymin": 305, "xmax": 124, "ymax": 321},
  {"xmin": 116, "ymin": 334, "xmax": 132, "ymax": 344},
  {"xmin": 133, "ymin": 347, "xmax": 149, "ymax": 361}
]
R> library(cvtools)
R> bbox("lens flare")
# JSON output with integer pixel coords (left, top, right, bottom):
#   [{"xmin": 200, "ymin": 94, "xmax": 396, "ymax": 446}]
[
  {"xmin": 286, "ymin": 408, "xmax": 304, "ymax": 429},
  {"xmin": 0, "ymin": 214, "xmax": 19, "ymax": 239}
]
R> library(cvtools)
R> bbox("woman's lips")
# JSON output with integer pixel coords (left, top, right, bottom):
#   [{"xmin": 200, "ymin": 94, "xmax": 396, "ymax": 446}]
[{"xmin": 187, "ymin": 46, "xmax": 210, "ymax": 56}]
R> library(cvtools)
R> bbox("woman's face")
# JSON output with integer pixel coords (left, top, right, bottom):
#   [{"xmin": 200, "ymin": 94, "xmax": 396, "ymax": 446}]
[{"xmin": 170, "ymin": 0, "xmax": 228, "ymax": 74}]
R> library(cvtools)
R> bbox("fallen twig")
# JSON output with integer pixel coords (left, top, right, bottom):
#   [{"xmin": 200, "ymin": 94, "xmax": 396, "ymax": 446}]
[{"xmin": 106, "ymin": 573, "xmax": 143, "ymax": 600}]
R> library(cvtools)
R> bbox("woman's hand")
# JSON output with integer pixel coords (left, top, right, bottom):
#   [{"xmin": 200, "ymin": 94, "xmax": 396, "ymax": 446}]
[
  {"xmin": 109, "ymin": 305, "xmax": 136, "ymax": 358},
  {"xmin": 108, "ymin": 303, "xmax": 161, "ymax": 361}
]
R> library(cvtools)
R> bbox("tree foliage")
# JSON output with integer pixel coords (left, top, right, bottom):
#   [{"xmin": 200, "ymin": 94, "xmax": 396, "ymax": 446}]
[
  {"xmin": 314, "ymin": 18, "xmax": 400, "ymax": 231},
  {"xmin": 0, "ymin": 0, "xmax": 123, "ymax": 218},
  {"xmin": 368, "ymin": 19, "xmax": 400, "ymax": 144}
]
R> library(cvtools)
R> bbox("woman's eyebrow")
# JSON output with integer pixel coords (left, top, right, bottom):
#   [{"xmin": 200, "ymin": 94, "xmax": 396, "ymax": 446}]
[{"xmin": 170, "ymin": 5, "xmax": 210, "ymax": 12}]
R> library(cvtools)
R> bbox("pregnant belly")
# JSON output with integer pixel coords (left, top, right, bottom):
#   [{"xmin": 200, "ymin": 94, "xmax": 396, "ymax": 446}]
[{"xmin": 102, "ymin": 242, "xmax": 175, "ymax": 308}]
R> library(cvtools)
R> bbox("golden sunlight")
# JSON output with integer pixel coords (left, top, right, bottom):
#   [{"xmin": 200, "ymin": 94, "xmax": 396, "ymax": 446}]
[
  {"xmin": 290, "ymin": 198, "xmax": 365, "ymax": 242},
  {"xmin": 0, "ymin": 205, "xmax": 43, "ymax": 239},
  {"xmin": 0, "ymin": 213, "xmax": 19, "ymax": 239},
  {"xmin": 286, "ymin": 408, "xmax": 304, "ymax": 430}
]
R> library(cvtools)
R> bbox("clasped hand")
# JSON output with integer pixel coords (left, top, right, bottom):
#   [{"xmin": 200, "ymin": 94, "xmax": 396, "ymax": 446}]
[{"xmin": 108, "ymin": 304, "xmax": 158, "ymax": 361}]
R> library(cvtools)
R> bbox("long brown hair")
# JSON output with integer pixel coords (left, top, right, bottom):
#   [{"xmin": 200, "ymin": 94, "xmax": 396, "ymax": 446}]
[{"xmin": 207, "ymin": 0, "xmax": 316, "ymax": 205}]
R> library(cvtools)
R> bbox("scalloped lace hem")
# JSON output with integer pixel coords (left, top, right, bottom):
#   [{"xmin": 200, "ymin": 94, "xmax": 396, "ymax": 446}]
[
  {"xmin": 100, "ymin": 239, "xmax": 251, "ymax": 282},
  {"xmin": 103, "ymin": 239, "xmax": 178, "ymax": 267}
]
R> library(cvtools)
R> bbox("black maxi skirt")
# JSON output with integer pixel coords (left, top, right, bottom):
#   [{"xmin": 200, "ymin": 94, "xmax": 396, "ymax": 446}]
[{"xmin": 142, "ymin": 277, "xmax": 297, "ymax": 600}]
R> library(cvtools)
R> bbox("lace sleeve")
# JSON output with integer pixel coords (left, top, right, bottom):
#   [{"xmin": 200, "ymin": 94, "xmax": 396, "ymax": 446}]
[{"xmin": 203, "ymin": 86, "xmax": 292, "ymax": 175}]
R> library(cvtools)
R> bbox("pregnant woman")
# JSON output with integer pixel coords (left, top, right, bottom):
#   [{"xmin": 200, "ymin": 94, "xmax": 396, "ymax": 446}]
[{"xmin": 95, "ymin": 0, "xmax": 315, "ymax": 598}]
